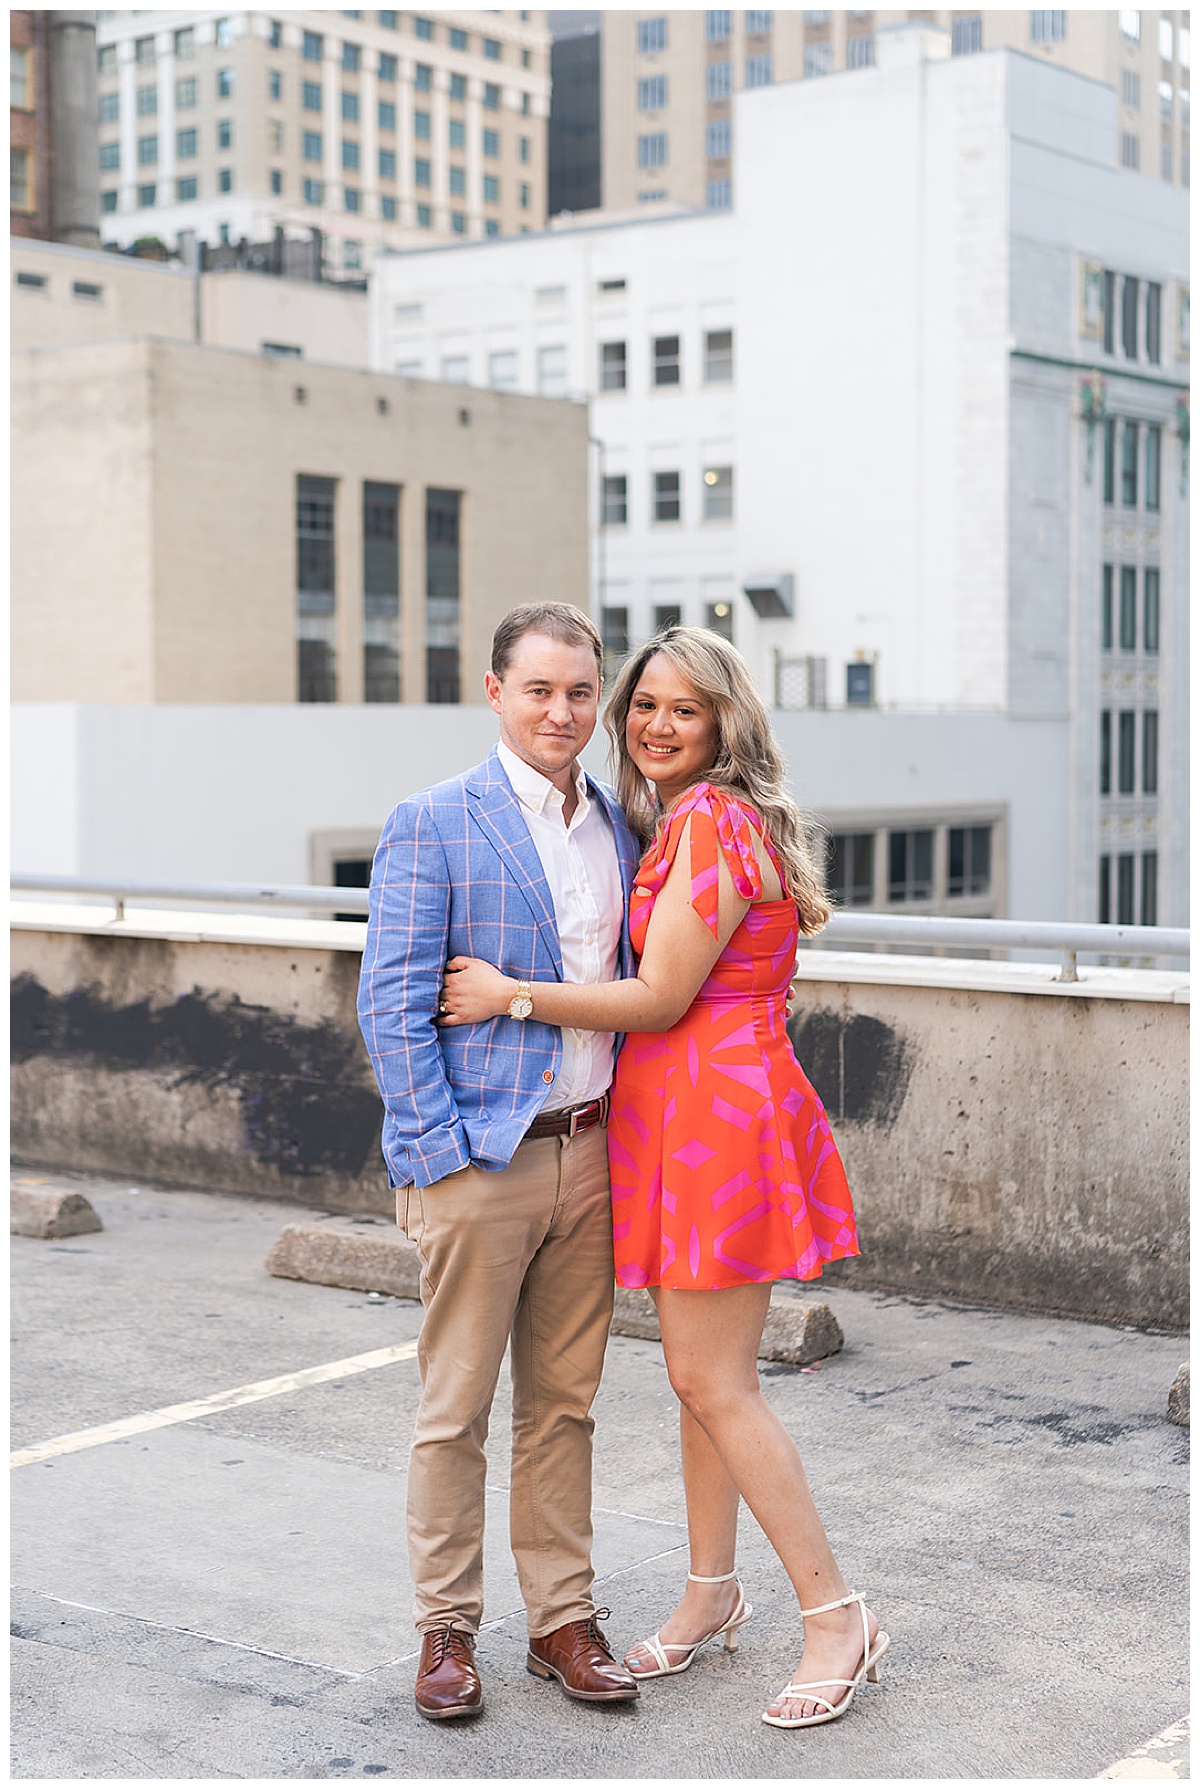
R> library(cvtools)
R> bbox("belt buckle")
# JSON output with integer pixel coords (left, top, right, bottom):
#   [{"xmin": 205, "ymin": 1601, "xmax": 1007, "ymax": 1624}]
[{"xmin": 567, "ymin": 1102, "xmax": 586, "ymax": 1139}]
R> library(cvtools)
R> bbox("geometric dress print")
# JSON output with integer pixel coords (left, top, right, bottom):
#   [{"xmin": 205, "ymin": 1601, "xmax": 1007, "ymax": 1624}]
[{"xmin": 609, "ymin": 782, "xmax": 860, "ymax": 1291}]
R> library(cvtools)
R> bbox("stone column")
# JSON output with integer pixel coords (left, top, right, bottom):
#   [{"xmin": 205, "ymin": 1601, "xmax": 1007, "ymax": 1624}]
[{"xmin": 50, "ymin": 10, "xmax": 100, "ymax": 246}]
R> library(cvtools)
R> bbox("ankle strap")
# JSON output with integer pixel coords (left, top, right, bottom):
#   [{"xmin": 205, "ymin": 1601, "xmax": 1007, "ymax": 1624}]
[
  {"xmin": 687, "ymin": 1569, "xmax": 738, "ymax": 1584},
  {"xmin": 799, "ymin": 1590, "xmax": 863, "ymax": 1618}
]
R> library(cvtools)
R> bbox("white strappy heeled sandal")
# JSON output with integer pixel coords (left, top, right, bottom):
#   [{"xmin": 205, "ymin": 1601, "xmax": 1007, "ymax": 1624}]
[
  {"xmin": 761, "ymin": 1590, "xmax": 889, "ymax": 1729},
  {"xmin": 625, "ymin": 1569, "xmax": 754, "ymax": 1680}
]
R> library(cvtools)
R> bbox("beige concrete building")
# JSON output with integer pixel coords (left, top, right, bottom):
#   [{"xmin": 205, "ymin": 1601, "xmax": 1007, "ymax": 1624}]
[
  {"xmin": 12, "ymin": 337, "xmax": 587, "ymax": 704},
  {"xmin": 12, "ymin": 234, "xmax": 369, "ymax": 364},
  {"xmin": 95, "ymin": 8, "xmax": 550, "ymax": 277},
  {"xmin": 602, "ymin": 9, "xmax": 1191, "ymax": 210}
]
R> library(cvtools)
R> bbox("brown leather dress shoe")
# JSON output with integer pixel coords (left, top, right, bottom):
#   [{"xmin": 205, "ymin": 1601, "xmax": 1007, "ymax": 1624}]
[
  {"xmin": 414, "ymin": 1624, "xmax": 483, "ymax": 1721},
  {"xmin": 527, "ymin": 1608, "xmax": 639, "ymax": 1702}
]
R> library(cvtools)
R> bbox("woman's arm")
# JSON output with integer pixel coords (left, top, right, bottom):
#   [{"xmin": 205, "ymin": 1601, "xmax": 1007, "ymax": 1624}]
[{"xmin": 439, "ymin": 815, "xmax": 751, "ymax": 1033}]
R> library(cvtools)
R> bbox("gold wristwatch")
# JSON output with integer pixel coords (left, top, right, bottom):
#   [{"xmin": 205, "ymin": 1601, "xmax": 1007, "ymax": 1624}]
[{"xmin": 508, "ymin": 980, "xmax": 534, "ymax": 1020}]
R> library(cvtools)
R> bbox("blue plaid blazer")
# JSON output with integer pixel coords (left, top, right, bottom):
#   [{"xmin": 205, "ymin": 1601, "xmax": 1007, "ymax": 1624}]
[{"xmin": 357, "ymin": 746, "xmax": 641, "ymax": 1189}]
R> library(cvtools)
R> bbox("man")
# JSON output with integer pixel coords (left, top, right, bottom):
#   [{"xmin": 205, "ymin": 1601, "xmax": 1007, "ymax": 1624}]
[{"xmin": 357, "ymin": 603, "xmax": 641, "ymax": 1722}]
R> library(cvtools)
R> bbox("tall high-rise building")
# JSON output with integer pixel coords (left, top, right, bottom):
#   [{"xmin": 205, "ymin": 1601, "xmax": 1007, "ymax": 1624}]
[
  {"xmin": 576, "ymin": 9, "xmax": 1191, "ymax": 215},
  {"xmin": 93, "ymin": 9, "xmax": 550, "ymax": 278},
  {"xmin": 11, "ymin": 10, "xmax": 101, "ymax": 246}
]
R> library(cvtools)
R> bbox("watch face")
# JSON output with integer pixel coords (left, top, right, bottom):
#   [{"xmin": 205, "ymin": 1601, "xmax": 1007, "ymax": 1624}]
[{"xmin": 509, "ymin": 995, "xmax": 534, "ymax": 1020}]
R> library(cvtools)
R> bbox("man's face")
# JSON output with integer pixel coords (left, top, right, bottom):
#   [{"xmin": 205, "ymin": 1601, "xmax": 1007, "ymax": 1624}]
[{"xmin": 484, "ymin": 631, "xmax": 601, "ymax": 789}]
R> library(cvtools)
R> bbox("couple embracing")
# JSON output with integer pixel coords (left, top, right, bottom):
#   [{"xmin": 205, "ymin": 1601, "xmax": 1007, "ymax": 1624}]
[{"xmin": 357, "ymin": 603, "xmax": 887, "ymax": 1733}]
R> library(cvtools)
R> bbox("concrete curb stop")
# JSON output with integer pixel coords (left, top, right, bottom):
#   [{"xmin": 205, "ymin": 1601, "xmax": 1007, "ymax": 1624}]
[
  {"xmin": 11, "ymin": 1183, "xmax": 104, "ymax": 1240},
  {"xmin": 1166, "ymin": 1363, "xmax": 1189, "ymax": 1427},
  {"xmin": 266, "ymin": 1219, "xmax": 845, "ymax": 1365}
]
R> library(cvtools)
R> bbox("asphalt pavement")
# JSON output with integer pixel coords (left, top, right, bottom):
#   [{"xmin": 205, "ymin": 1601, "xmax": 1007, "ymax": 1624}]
[{"xmin": 10, "ymin": 1170, "xmax": 1190, "ymax": 1782}]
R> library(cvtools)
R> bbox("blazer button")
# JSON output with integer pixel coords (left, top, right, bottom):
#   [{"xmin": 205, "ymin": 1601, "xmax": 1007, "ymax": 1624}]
[{"xmin": 542, "ymin": 1070, "xmax": 554, "ymax": 1083}]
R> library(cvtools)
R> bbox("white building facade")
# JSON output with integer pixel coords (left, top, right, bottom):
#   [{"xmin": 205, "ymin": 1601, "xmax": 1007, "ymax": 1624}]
[{"xmin": 369, "ymin": 28, "xmax": 1189, "ymax": 925}]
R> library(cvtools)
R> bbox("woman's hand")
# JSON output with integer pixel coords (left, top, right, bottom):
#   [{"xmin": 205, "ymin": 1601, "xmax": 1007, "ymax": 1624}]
[{"xmin": 438, "ymin": 956, "xmax": 517, "ymax": 1026}]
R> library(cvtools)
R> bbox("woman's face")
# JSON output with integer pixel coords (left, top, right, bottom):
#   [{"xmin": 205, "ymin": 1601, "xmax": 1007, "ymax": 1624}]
[{"xmin": 624, "ymin": 653, "xmax": 719, "ymax": 806}]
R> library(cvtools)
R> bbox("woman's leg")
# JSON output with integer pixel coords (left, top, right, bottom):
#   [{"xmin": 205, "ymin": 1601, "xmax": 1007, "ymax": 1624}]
[{"xmin": 656, "ymin": 1284, "xmax": 881, "ymax": 1720}]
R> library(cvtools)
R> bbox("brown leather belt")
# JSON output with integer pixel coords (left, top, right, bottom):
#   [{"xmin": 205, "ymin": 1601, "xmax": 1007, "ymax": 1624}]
[{"xmin": 524, "ymin": 1094, "xmax": 610, "ymax": 1141}]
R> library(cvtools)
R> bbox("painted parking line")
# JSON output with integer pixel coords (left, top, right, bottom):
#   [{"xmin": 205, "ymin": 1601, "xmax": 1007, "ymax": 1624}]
[
  {"xmin": 11, "ymin": 1339, "xmax": 421, "ymax": 1469},
  {"xmin": 1097, "ymin": 1715, "xmax": 1190, "ymax": 1779}
]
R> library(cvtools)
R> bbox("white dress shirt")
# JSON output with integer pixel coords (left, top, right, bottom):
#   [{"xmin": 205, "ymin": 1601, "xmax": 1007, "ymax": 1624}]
[{"xmin": 497, "ymin": 741, "xmax": 623, "ymax": 1111}]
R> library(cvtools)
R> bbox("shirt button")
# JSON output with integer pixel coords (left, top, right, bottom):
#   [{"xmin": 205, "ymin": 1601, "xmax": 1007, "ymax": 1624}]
[{"xmin": 542, "ymin": 1069, "xmax": 554, "ymax": 1084}]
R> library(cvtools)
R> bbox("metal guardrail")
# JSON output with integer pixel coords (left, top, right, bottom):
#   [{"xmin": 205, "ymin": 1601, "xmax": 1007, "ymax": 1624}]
[{"xmin": 9, "ymin": 873, "xmax": 1190, "ymax": 982}]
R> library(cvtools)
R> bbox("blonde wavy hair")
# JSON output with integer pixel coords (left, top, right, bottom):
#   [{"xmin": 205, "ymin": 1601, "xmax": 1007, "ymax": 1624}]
[{"xmin": 603, "ymin": 627, "xmax": 832, "ymax": 935}]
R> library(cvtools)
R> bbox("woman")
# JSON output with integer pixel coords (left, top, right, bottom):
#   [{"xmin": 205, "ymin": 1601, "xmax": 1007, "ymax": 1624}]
[{"xmin": 439, "ymin": 627, "xmax": 888, "ymax": 1729}]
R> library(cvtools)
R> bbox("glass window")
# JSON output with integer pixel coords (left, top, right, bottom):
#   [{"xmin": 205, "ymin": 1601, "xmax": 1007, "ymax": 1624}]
[
  {"xmin": 344, "ymin": 187, "xmax": 360, "ymax": 211},
  {"xmin": 176, "ymin": 128, "xmax": 197, "ymax": 158},
  {"xmin": 705, "ymin": 601, "xmax": 734, "ymax": 642},
  {"xmin": 747, "ymin": 52, "xmax": 774, "ymax": 85},
  {"xmin": 707, "ymin": 119, "xmax": 731, "ymax": 157},
  {"xmin": 483, "ymin": 127, "xmax": 499, "ymax": 155},
  {"xmin": 829, "ymin": 834, "xmax": 874, "ymax": 907},
  {"xmin": 414, "ymin": 157, "xmax": 431, "ymax": 187},
  {"xmin": 379, "ymin": 100, "xmax": 396, "ymax": 130},
  {"xmin": 379, "ymin": 148, "xmax": 395, "ymax": 178},
  {"xmin": 417, "ymin": 203, "xmax": 432, "ymax": 228},
  {"xmin": 342, "ymin": 139, "xmax": 360, "ymax": 169},
  {"xmin": 342, "ymin": 42, "xmax": 361, "ymax": 71},
  {"xmin": 653, "ymin": 470, "xmax": 681, "ymax": 521},
  {"xmin": 1100, "ymin": 709, "xmax": 1112, "ymax": 794},
  {"xmin": 1145, "ymin": 425, "xmax": 1161, "ymax": 510},
  {"xmin": 137, "ymin": 134, "xmax": 158, "ymax": 165},
  {"xmin": 101, "ymin": 82, "xmax": 120, "ymax": 121},
  {"xmin": 519, "ymin": 181, "xmax": 531, "ymax": 208},
  {"xmin": 520, "ymin": 135, "xmax": 530, "ymax": 161},
  {"xmin": 706, "ymin": 179, "xmax": 732, "ymax": 209},
  {"xmin": 176, "ymin": 175, "xmax": 198, "ymax": 200},
  {"xmin": 135, "ymin": 35, "xmax": 156, "ymax": 64},
  {"xmin": 1030, "ymin": 11, "xmax": 1067, "ymax": 44},
  {"xmin": 449, "ymin": 165, "xmax": 466, "ymax": 195},
  {"xmin": 1119, "ymin": 565, "xmax": 1137, "ymax": 649},
  {"xmin": 483, "ymin": 173, "xmax": 500, "ymax": 203},
  {"xmin": 1121, "ymin": 276, "xmax": 1139, "ymax": 358},
  {"xmin": 297, "ymin": 474, "xmax": 337, "ymax": 702},
  {"xmin": 379, "ymin": 53, "xmax": 397, "ymax": 81},
  {"xmin": 270, "ymin": 169, "xmax": 283, "ymax": 195},
  {"xmin": 449, "ymin": 118, "xmax": 465, "ymax": 148},
  {"xmin": 217, "ymin": 67, "xmax": 233, "ymax": 97},
  {"xmin": 483, "ymin": 81, "xmax": 500, "ymax": 108},
  {"xmin": 363, "ymin": 481, "xmax": 401, "ymax": 701},
  {"xmin": 101, "ymin": 189, "xmax": 118, "ymax": 213},
  {"xmin": 637, "ymin": 132, "xmax": 667, "ymax": 168},
  {"xmin": 99, "ymin": 141, "xmax": 120, "ymax": 170},
  {"xmin": 600, "ymin": 341, "xmax": 626, "ymax": 391},
  {"xmin": 1116, "ymin": 854, "xmax": 1135, "ymax": 924},
  {"xmin": 425, "ymin": 487, "xmax": 461, "ymax": 703},
  {"xmin": 702, "ymin": 466, "xmax": 733, "ymax": 520},
  {"xmin": 653, "ymin": 334, "xmax": 680, "ymax": 386},
  {"xmin": 1102, "ymin": 416, "xmax": 1116, "ymax": 503},
  {"xmin": 1137, "ymin": 855, "xmax": 1158, "ymax": 930},
  {"xmin": 381, "ymin": 194, "xmax": 396, "ymax": 219},
  {"xmin": 888, "ymin": 830, "xmax": 934, "ymax": 902},
  {"xmin": 1159, "ymin": 16, "xmax": 1174, "ymax": 59},
  {"xmin": 704, "ymin": 328, "xmax": 733, "ymax": 381},
  {"xmin": 707, "ymin": 11, "xmax": 732, "ymax": 41},
  {"xmin": 303, "ymin": 131, "xmax": 322, "ymax": 162},
  {"xmin": 1117, "ymin": 710, "xmax": 1136, "ymax": 793},
  {"xmin": 1143, "ymin": 567, "xmax": 1160, "ymax": 652},
  {"xmin": 484, "ymin": 37, "xmax": 501, "ymax": 60},
  {"xmin": 846, "ymin": 34, "xmax": 875, "ymax": 68},
  {"xmin": 1119, "ymin": 12, "xmax": 1141, "ymax": 43},
  {"xmin": 804, "ymin": 43, "xmax": 831, "ymax": 75},
  {"xmin": 450, "ymin": 72, "xmax": 467, "ymax": 100},
  {"xmin": 602, "ymin": 475, "xmax": 628, "ymax": 524},
  {"xmin": 653, "ymin": 603, "xmax": 683, "ymax": 632},
  {"xmin": 218, "ymin": 168, "xmax": 233, "ymax": 193},
  {"xmin": 1101, "ymin": 563, "xmax": 1113, "ymax": 651},
  {"xmin": 303, "ymin": 177, "xmax": 323, "ymax": 203},
  {"xmin": 303, "ymin": 30, "xmax": 323, "ymax": 60},
  {"xmin": 217, "ymin": 119, "xmax": 232, "ymax": 149},
  {"xmin": 414, "ymin": 109, "xmax": 430, "ymax": 139},
  {"xmin": 98, "ymin": 45, "xmax": 117, "ymax": 77},
  {"xmin": 537, "ymin": 343, "xmax": 567, "ymax": 396},
  {"xmin": 216, "ymin": 17, "xmax": 233, "ymax": 48},
  {"xmin": 137, "ymin": 86, "xmax": 158, "ymax": 116},
  {"xmin": 1098, "ymin": 854, "xmax": 1111, "ymax": 923},
  {"xmin": 136, "ymin": 180, "xmax": 155, "ymax": 204},
  {"xmin": 1120, "ymin": 131, "xmax": 1140, "ymax": 170},
  {"xmin": 450, "ymin": 26, "xmax": 468, "ymax": 50},
  {"xmin": 342, "ymin": 90, "xmax": 359, "ymax": 120},
  {"xmin": 414, "ymin": 16, "xmax": 434, "ymax": 39},
  {"xmin": 1142, "ymin": 711, "xmax": 1158, "ymax": 794},
  {"xmin": 638, "ymin": 18, "xmax": 667, "ymax": 52},
  {"xmin": 1103, "ymin": 268, "xmax": 1115, "ymax": 354},
  {"xmin": 1122, "ymin": 67, "xmax": 1141, "ymax": 106},
  {"xmin": 269, "ymin": 69, "xmax": 282, "ymax": 100},
  {"xmin": 303, "ymin": 82, "xmax": 322, "ymax": 111},
  {"xmin": 269, "ymin": 19, "xmax": 283, "ymax": 48},
  {"xmin": 485, "ymin": 219, "xmax": 500, "ymax": 237},
  {"xmin": 948, "ymin": 826, "xmax": 992, "ymax": 897},
  {"xmin": 952, "ymin": 15, "xmax": 983, "ymax": 54},
  {"xmin": 639, "ymin": 75, "xmax": 666, "ymax": 109},
  {"xmin": 706, "ymin": 60, "xmax": 731, "ymax": 99},
  {"xmin": 1146, "ymin": 281, "xmax": 1161, "ymax": 363},
  {"xmin": 416, "ymin": 63, "xmax": 432, "ymax": 93},
  {"xmin": 1121, "ymin": 420, "xmax": 1139, "ymax": 506}
]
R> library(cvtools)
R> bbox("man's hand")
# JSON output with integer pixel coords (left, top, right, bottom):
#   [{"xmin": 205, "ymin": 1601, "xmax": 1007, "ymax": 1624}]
[{"xmin": 438, "ymin": 957, "xmax": 518, "ymax": 1026}]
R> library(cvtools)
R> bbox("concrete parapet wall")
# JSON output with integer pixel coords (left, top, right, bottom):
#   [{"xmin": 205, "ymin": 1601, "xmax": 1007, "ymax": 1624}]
[{"xmin": 10, "ymin": 909, "xmax": 1189, "ymax": 1327}]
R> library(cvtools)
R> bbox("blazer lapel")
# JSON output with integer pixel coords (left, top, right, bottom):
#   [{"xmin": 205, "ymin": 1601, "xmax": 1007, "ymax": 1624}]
[{"xmin": 466, "ymin": 752, "xmax": 563, "ymax": 975}]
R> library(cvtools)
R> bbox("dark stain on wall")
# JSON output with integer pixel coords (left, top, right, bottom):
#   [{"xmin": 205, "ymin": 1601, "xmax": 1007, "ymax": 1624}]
[
  {"xmin": 789, "ymin": 1006, "xmax": 913, "ymax": 1128},
  {"xmin": 11, "ymin": 973, "xmax": 380, "ymax": 1179}
]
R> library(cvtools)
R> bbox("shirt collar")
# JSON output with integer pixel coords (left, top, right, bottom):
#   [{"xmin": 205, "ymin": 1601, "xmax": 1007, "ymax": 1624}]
[{"xmin": 497, "ymin": 740, "xmax": 589, "ymax": 819}]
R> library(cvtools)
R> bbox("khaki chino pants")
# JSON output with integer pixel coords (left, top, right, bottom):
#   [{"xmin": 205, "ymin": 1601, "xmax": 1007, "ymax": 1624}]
[{"xmin": 401, "ymin": 1125, "xmax": 615, "ymax": 1638}]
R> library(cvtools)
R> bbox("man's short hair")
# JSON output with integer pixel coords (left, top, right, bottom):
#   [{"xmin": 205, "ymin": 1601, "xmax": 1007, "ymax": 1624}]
[{"xmin": 490, "ymin": 604, "xmax": 604, "ymax": 679}]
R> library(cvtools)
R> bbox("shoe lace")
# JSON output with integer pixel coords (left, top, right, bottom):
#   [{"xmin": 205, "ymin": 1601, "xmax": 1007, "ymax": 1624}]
[
  {"xmin": 427, "ymin": 1624, "xmax": 473, "ymax": 1667},
  {"xmin": 578, "ymin": 1608, "xmax": 615, "ymax": 1658}
]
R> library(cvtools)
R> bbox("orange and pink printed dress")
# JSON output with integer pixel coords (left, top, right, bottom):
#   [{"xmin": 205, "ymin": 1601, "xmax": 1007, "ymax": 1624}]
[{"xmin": 608, "ymin": 783, "xmax": 859, "ymax": 1291}]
